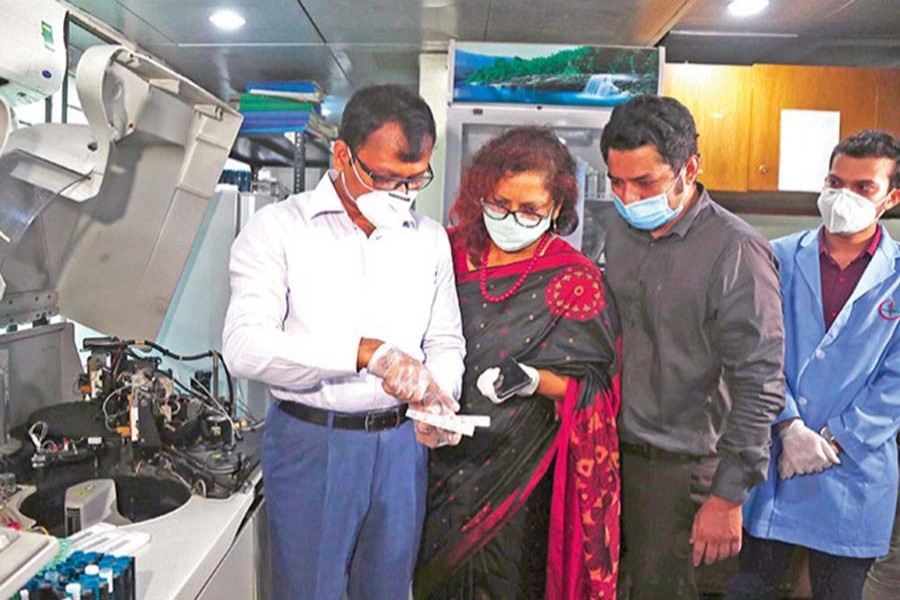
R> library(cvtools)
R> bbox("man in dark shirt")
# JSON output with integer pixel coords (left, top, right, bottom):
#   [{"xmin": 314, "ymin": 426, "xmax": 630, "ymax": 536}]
[
  {"xmin": 601, "ymin": 95, "xmax": 786, "ymax": 599},
  {"xmin": 732, "ymin": 131, "xmax": 900, "ymax": 600}
]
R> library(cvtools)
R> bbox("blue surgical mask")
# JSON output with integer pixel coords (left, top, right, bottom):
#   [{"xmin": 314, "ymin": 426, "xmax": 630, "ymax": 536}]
[{"xmin": 613, "ymin": 171, "xmax": 686, "ymax": 231}]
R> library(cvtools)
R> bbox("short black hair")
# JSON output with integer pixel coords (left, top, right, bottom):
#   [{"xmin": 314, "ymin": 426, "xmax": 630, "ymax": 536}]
[
  {"xmin": 339, "ymin": 84, "xmax": 436, "ymax": 162},
  {"xmin": 830, "ymin": 130, "xmax": 899, "ymax": 189},
  {"xmin": 600, "ymin": 95, "xmax": 699, "ymax": 173}
]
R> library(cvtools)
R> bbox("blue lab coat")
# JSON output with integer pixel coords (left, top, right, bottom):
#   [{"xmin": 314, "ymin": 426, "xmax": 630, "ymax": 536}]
[{"xmin": 743, "ymin": 225, "xmax": 900, "ymax": 558}]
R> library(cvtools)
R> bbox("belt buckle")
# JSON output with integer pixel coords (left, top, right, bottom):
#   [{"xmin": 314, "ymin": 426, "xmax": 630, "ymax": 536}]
[
  {"xmin": 364, "ymin": 412, "xmax": 378, "ymax": 433},
  {"xmin": 364, "ymin": 408, "xmax": 401, "ymax": 433}
]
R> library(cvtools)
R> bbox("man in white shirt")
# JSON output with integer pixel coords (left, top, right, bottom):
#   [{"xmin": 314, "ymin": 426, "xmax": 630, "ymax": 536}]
[{"xmin": 222, "ymin": 84, "xmax": 465, "ymax": 600}]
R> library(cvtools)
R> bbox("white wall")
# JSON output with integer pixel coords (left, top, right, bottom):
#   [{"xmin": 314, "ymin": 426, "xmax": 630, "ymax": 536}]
[{"xmin": 417, "ymin": 53, "xmax": 450, "ymax": 222}]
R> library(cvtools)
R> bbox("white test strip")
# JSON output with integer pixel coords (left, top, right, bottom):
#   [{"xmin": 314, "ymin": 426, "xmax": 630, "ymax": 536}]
[
  {"xmin": 460, "ymin": 415, "xmax": 491, "ymax": 428},
  {"xmin": 406, "ymin": 409, "xmax": 491, "ymax": 437},
  {"xmin": 407, "ymin": 409, "xmax": 474, "ymax": 436}
]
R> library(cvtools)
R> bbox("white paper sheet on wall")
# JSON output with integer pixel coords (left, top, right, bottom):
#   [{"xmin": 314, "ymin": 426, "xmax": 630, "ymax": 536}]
[{"xmin": 778, "ymin": 109, "xmax": 841, "ymax": 192}]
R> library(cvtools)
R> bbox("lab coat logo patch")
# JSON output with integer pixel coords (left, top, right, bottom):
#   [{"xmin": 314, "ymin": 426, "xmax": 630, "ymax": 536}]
[{"xmin": 878, "ymin": 299, "xmax": 900, "ymax": 321}]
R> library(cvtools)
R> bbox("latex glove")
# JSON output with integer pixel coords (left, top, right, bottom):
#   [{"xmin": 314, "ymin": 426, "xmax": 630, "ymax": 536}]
[
  {"xmin": 475, "ymin": 362, "xmax": 540, "ymax": 404},
  {"xmin": 778, "ymin": 419, "xmax": 841, "ymax": 480},
  {"xmin": 411, "ymin": 384, "xmax": 462, "ymax": 449},
  {"xmin": 367, "ymin": 344, "xmax": 459, "ymax": 411},
  {"xmin": 412, "ymin": 412, "xmax": 463, "ymax": 449}
]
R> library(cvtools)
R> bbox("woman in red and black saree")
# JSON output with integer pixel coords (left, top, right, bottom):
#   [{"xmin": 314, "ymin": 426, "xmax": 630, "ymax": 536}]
[{"xmin": 414, "ymin": 127, "xmax": 622, "ymax": 600}]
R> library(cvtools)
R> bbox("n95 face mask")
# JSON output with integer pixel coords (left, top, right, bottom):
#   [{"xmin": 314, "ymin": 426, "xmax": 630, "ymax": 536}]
[
  {"xmin": 817, "ymin": 187, "xmax": 883, "ymax": 235},
  {"xmin": 341, "ymin": 171, "xmax": 417, "ymax": 230}
]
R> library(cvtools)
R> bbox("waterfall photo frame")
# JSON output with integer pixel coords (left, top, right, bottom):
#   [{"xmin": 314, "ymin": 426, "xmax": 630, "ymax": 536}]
[{"xmin": 449, "ymin": 42, "xmax": 663, "ymax": 108}]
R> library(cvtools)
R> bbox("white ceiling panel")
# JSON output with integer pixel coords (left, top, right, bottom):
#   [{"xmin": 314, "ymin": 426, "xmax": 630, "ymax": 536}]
[
  {"xmin": 676, "ymin": 0, "xmax": 900, "ymax": 37},
  {"xmin": 114, "ymin": 0, "xmax": 322, "ymax": 44},
  {"xmin": 301, "ymin": 0, "xmax": 490, "ymax": 44},
  {"xmin": 485, "ymin": 0, "xmax": 696, "ymax": 45},
  {"xmin": 68, "ymin": 0, "xmax": 175, "ymax": 46},
  {"xmin": 668, "ymin": 0, "xmax": 900, "ymax": 67},
  {"xmin": 329, "ymin": 44, "xmax": 423, "ymax": 89}
]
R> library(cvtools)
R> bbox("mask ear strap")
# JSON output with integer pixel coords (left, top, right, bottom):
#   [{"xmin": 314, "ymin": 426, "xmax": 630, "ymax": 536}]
[
  {"xmin": 339, "ymin": 170, "xmax": 358, "ymax": 203},
  {"xmin": 347, "ymin": 149, "xmax": 377, "ymax": 194}
]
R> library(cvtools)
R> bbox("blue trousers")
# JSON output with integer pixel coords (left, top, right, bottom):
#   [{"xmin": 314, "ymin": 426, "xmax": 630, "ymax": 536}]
[
  {"xmin": 262, "ymin": 401, "xmax": 427, "ymax": 600},
  {"xmin": 726, "ymin": 532, "xmax": 875, "ymax": 600}
]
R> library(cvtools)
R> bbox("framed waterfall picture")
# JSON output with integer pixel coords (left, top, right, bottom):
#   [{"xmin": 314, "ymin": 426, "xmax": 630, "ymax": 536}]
[{"xmin": 448, "ymin": 41, "xmax": 664, "ymax": 108}]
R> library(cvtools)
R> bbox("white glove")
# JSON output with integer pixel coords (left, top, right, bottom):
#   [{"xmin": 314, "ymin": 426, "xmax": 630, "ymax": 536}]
[
  {"xmin": 778, "ymin": 419, "xmax": 841, "ymax": 480},
  {"xmin": 412, "ymin": 411, "xmax": 463, "ymax": 449},
  {"xmin": 409, "ymin": 383, "xmax": 463, "ymax": 448},
  {"xmin": 476, "ymin": 362, "xmax": 540, "ymax": 404},
  {"xmin": 367, "ymin": 343, "xmax": 459, "ymax": 411}
]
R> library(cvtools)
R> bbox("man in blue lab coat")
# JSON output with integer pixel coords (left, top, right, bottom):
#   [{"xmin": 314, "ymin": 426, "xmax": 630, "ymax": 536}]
[{"xmin": 729, "ymin": 130, "xmax": 900, "ymax": 600}]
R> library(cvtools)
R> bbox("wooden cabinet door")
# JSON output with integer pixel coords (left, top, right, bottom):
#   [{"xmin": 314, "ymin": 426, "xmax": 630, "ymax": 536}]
[
  {"xmin": 875, "ymin": 68, "xmax": 900, "ymax": 134},
  {"xmin": 747, "ymin": 65, "xmax": 881, "ymax": 190},
  {"xmin": 662, "ymin": 63, "xmax": 752, "ymax": 192}
]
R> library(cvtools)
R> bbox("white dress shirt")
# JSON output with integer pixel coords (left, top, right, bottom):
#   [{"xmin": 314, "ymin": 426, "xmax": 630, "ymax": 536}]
[{"xmin": 222, "ymin": 171, "xmax": 465, "ymax": 412}]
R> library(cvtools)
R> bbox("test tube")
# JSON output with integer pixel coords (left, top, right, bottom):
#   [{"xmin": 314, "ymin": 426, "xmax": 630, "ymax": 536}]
[{"xmin": 65, "ymin": 582, "xmax": 82, "ymax": 600}]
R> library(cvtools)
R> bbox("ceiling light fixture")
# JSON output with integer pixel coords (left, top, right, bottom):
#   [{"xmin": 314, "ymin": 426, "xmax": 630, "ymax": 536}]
[
  {"xmin": 669, "ymin": 29, "xmax": 798, "ymax": 38},
  {"xmin": 727, "ymin": 0, "xmax": 769, "ymax": 18},
  {"xmin": 209, "ymin": 9, "xmax": 246, "ymax": 31}
]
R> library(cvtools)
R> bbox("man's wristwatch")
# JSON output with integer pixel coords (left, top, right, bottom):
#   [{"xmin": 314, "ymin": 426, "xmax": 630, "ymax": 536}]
[{"xmin": 819, "ymin": 425, "xmax": 842, "ymax": 453}]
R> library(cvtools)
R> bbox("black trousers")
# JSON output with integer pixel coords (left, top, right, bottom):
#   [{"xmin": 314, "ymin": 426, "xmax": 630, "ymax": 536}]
[
  {"xmin": 863, "ymin": 454, "xmax": 900, "ymax": 600},
  {"xmin": 726, "ymin": 533, "xmax": 874, "ymax": 600},
  {"xmin": 620, "ymin": 447, "xmax": 719, "ymax": 600}
]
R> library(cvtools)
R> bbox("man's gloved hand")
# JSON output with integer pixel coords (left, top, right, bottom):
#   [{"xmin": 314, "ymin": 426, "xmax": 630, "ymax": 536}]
[
  {"xmin": 367, "ymin": 344, "xmax": 459, "ymax": 411},
  {"xmin": 475, "ymin": 362, "xmax": 540, "ymax": 404},
  {"xmin": 411, "ymin": 383, "xmax": 462, "ymax": 449},
  {"xmin": 778, "ymin": 419, "xmax": 841, "ymax": 480},
  {"xmin": 412, "ymin": 417, "xmax": 463, "ymax": 449}
]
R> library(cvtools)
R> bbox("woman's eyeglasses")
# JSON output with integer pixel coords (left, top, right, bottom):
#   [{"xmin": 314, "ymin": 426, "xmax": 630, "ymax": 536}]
[{"xmin": 481, "ymin": 198, "xmax": 554, "ymax": 228}]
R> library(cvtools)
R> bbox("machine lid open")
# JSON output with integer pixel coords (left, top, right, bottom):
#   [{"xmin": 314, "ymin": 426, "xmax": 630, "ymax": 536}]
[{"xmin": 0, "ymin": 45, "xmax": 242, "ymax": 338}]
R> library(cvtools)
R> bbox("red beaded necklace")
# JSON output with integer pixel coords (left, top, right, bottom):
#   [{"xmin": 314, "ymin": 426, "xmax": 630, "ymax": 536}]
[{"xmin": 479, "ymin": 235, "xmax": 551, "ymax": 304}]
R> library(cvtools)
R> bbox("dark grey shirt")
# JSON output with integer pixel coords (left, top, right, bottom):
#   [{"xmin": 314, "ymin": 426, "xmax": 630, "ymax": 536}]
[{"xmin": 605, "ymin": 186, "xmax": 785, "ymax": 504}]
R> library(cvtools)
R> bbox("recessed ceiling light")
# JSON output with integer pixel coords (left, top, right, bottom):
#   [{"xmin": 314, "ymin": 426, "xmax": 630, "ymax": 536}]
[
  {"xmin": 209, "ymin": 9, "xmax": 246, "ymax": 31},
  {"xmin": 728, "ymin": 0, "xmax": 769, "ymax": 18}
]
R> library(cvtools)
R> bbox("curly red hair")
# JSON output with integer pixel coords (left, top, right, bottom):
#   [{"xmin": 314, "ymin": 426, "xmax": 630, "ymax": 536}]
[{"xmin": 449, "ymin": 126, "xmax": 579, "ymax": 266}]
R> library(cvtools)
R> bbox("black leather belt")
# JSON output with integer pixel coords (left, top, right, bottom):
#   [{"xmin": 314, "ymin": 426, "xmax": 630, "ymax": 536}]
[
  {"xmin": 620, "ymin": 441, "xmax": 705, "ymax": 462},
  {"xmin": 278, "ymin": 401, "xmax": 407, "ymax": 433}
]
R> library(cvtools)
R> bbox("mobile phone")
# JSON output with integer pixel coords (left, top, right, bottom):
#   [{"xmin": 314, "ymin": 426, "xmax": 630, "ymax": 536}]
[{"xmin": 494, "ymin": 357, "xmax": 532, "ymax": 401}]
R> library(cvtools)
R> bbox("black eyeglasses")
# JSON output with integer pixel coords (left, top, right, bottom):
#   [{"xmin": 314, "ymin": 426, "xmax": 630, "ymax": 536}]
[
  {"xmin": 481, "ymin": 198, "xmax": 555, "ymax": 228},
  {"xmin": 349, "ymin": 150, "xmax": 434, "ymax": 192}
]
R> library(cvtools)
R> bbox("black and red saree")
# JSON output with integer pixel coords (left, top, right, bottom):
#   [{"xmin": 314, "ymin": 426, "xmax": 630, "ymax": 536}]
[{"xmin": 415, "ymin": 232, "xmax": 622, "ymax": 600}]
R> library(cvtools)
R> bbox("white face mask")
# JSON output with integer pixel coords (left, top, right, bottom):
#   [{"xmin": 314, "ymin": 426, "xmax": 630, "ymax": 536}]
[
  {"xmin": 817, "ymin": 187, "xmax": 886, "ymax": 235},
  {"xmin": 340, "ymin": 171, "xmax": 417, "ymax": 230},
  {"xmin": 482, "ymin": 211, "xmax": 551, "ymax": 252}
]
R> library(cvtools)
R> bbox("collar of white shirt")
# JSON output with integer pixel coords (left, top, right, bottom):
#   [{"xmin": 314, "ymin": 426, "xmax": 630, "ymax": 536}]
[{"xmin": 304, "ymin": 170, "xmax": 417, "ymax": 229}]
